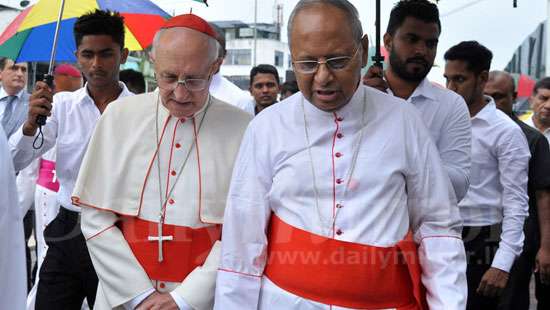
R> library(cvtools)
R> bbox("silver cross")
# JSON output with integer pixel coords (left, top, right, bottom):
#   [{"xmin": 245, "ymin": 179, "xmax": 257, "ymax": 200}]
[{"xmin": 147, "ymin": 217, "xmax": 173, "ymax": 262}]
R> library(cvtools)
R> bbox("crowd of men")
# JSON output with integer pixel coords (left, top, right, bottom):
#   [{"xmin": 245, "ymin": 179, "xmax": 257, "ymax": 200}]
[{"xmin": 1, "ymin": 0, "xmax": 550, "ymax": 309}]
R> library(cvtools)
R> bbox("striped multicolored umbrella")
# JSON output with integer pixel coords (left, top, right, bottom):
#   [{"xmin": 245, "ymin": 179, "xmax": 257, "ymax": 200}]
[{"xmin": 0, "ymin": 0, "xmax": 171, "ymax": 62}]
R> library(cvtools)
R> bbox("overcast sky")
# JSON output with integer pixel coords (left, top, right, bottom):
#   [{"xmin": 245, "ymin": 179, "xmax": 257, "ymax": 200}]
[{"xmin": 154, "ymin": 0, "xmax": 547, "ymax": 82}]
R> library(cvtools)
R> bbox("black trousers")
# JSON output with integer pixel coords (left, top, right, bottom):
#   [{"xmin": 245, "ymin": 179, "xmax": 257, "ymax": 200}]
[
  {"xmin": 463, "ymin": 224, "xmax": 502, "ymax": 310},
  {"xmin": 23, "ymin": 208, "xmax": 35, "ymax": 291},
  {"xmin": 498, "ymin": 217, "xmax": 550, "ymax": 310},
  {"xmin": 35, "ymin": 207, "xmax": 98, "ymax": 310}
]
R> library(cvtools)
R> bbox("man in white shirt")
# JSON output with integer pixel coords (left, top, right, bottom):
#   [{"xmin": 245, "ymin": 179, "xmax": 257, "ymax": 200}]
[
  {"xmin": 9, "ymin": 10, "xmax": 133, "ymax": 309},
  {"xmin": 0, "ymin": 125, "xmax": 26, "ymax": 310},
  {"xmin": 444, "ymin": 41, "xmax": 530, "ymax": 310},
  {"xmin": 0, "ymin": 58, "xmax": 29, "ymax": 139},
  {"xmin": 215, "ymin": 1, "xmax": 467, "ymax": 309},
  {"xmin": 363, "ymin": 0, "xmax": 471, "ymax": 202},
  {"xmin": 526, "ymin": 77, "xmax": 550, "ymax": 142}
]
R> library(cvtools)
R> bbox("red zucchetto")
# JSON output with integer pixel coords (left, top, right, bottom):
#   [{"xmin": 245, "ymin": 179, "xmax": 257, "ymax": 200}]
[{"xmin": 161, "ymin": 14, "xmax": 216, "ymax": 39}]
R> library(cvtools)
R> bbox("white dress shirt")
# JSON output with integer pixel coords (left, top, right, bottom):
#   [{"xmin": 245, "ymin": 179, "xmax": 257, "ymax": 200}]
[
  {"xmin": 215, "ymin": 85, "xmax": 467, "ymax": 310},
  {"xmin": 9, "ymin": 83, "xmax": 133, "ymax": 212},
  {"xmin": 209, "ymin": 73, "xmax": 254, "ymax": 115},
  {"xmin": 0, "ymin": 87, "xmax": 24, "ymax": 116},
  {"xmin": 1, "ymin": 87, "xmax": 30, "ymax": 138},
  {"xmin": 388, "ymin": 78, "xmax": 472, "ymax": 201},
  {"xmin": 524, "ymin": 115, "xmax": 550, "ymax": 143},
  {"xmin": 0, "ymin": 126, "xmax": 26, "ymax": 310},
  {"xmin": 459, "ymin": 97, "xmax": 530, "ymax": 272}
]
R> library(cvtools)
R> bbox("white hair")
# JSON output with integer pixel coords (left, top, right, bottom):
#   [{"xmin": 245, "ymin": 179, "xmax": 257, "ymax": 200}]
[
  {"xmin": 151, "ymin": 28, "xmax": 220, "ymax": 63},
  {"xmin": 287, "ymin": 0, "xmax": 363, "ymax": 49}
]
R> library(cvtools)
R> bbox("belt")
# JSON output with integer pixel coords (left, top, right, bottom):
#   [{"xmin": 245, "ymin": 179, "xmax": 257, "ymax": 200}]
[
  {"xmin": 264, "ymin": 213, "xmax": 427, "ymax": 310},
  {"xmin": 37, "ymin": 159, "xmax": 60, "ymax": 192},
  {"xmin": 119, "ymin": 216, "xmax": 221, "ymax": 283}
]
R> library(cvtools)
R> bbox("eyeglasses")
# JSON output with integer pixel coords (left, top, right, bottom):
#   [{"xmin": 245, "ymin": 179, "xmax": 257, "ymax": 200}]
[
  {"xmin": 292, "ymin": 46, "xmax": 361, "ymax": 74},
  {"xmin": 156, "ymin": 75, "xmax": 209, "ymax": 92}
]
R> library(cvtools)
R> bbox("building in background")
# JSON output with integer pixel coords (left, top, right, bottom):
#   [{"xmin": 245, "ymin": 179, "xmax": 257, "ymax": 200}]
[
  {"xmin": 212, "ymin": 20, "xmax": 291, "ymax": 90},
  {"xmin": 505, "ymin": 22, "xmax": 545, "ymax": 80},
  {"xmin": 505, "ymin": 22, "xmax": 545, "ymax": 116}
]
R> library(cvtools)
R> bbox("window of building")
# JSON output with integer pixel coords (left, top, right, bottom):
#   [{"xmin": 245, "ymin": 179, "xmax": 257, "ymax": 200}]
[
  {"xmin": 226, "ymin": 49, "xmax": 252, "ymax": 65},
  {"xmin": 275, "ymin": 51, "xmax": 284, "ymax": 67},
  {"xmin": 225, "ymin": 29, "xmax": 237, "ymax": 40},
  {"xmin": 239, "ymin": 27, "xmax": 254, "ymax": 38}
]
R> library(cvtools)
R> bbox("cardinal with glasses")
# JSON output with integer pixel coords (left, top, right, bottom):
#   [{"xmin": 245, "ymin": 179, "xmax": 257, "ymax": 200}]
[
  {"xmin": 214, "ymin": 1, "xmax": 467, "ymax": 309},
  {"xmin": 72, "ymin": 14, "xmax": 251, "ymax": 310}
]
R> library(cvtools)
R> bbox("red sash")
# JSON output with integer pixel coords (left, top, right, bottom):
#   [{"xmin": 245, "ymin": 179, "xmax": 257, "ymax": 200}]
[
  {"xmin": 118, "ymin": 217, "xmax": 221, "ymax": 282},
  {"xmin": 37, "ymin": 159, "xmax": 59, "ymax": 192},
  {"xmin": 264, "ymin": 214, "xmax": 428, "ymax": 310}
]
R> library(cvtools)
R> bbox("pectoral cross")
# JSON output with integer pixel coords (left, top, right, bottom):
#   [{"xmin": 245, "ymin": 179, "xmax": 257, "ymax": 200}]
[{"xmin": 148, "ymin": 216, "xmax": 173, "ymax": 262}]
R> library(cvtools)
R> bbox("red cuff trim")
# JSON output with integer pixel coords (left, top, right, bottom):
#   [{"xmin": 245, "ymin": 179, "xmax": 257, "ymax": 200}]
[
  {"xmin": 218, "ymin": 268, "xmax": 262, "ymax": 278},
  {"xmin": 420, "ymin": 235, "xmax": 462, "ymax": 242},
  {"xmin": 86, "ymin": 225, "xmax": 116, "ymax": 241},
  {"xmin": 71, "ymin": 196, "xmax": 137, "ymax": 217}
]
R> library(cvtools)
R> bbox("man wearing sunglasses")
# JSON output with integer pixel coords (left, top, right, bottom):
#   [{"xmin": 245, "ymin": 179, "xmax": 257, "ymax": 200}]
[
  {"xmin": 364, "ymin": 0, "xmax": 472, "ymax": 203},
  {"xmin": 215, "ymin": 0, "xmax": 466, "ymax": 309},
  {"xmin": 73, "ymin": 14, "xmax": 251, "ymax": 309}
]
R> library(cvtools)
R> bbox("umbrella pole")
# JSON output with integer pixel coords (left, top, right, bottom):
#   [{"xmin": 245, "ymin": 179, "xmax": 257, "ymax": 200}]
[
  {"xmin": 372, "ymin": 0, "xmax": 384, "ymax": 68},
  {"xmin": 34, "ymin": 0, "xmax": 66, "ymax": 148},
  {"xmin": 48, "ymin": 0, "xmax": 67, "ymax": 75}
]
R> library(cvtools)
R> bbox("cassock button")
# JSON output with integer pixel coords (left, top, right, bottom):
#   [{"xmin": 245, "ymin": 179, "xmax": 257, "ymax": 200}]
[
  {"xmin": 336, "ymin": 178, "xmax": 343, "ymax": 184},
  {"xmin": 337, "ymin": 133, "xmax": 344, "ymax": 139},
  {"xmin": 336, "ymin": 204, "xmax": 343, "ymax": 209},
  {"xmin": 336, "ymin": 116, "xmax": 344, "ymax": 122},
  {"xmin": 335, "ymin": 152, "xmax": 342, "ymax": 158},
  {"xmin": 179, "ymin": 118, "xmax": 186, "ymax": 123},
  {"xmin": 168, "ymin": 198, "xmax": 175, "ymax": 205},
  {"xmin": 159, "ymin": 282, "xmax": 166, "ymax": 289},
  {"xmin": 175, "ymin": 143, "xmax": 181, "ymax": 149},
  {"xmin": 336, "ymin": 229, "xmax": 343, "ymax": 235},
  {"xmin": 171, "ymin": 170, "xmax": 177, "ymax": 176}
]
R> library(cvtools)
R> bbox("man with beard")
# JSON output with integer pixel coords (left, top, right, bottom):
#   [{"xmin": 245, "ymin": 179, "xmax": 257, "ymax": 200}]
[
  {"xmin": 9, "ymin": 10, "xmax": 133, "ymax": 309},
  {"xmin": 444, "ymin": 41, "xmax": 529, "ymax": 310},
  {"xmin": 364, "ymin": 0, "xmax": 471, "ymax": 202}
]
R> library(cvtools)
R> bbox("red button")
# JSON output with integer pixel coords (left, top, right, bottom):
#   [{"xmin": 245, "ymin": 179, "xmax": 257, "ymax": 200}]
[
  {"xmin": 175, "ymin": 143, "xmax": 181, "ymax": 149},
  {"xmin": 179, "ymin": 118, "xmax": 186, "ymax": 123},
  {"xmin": 171, "ymin": 170, "xmax": 176, "ymax": 176},
  {"xmin": 336, "ymin": 204, "xmax": 343, "ymax": 209},
  {"xmin": 168, "ymin": 198, "xmax": 175, "ymax": 205},
  {"xmin": 337, "ymin": 133, "xmax": 343, "ymax": 139},
  {"xmin": 336, "ymin": 116, "xmax": 344, "ymax": 122},
  {"xmin": 335, "ymin": 152, "xmax": 342, "ymax": 158},
  {"xmin": 336, "ymin": 229, "xmax": 343, "ymax": 235},
  {"xmin": 159, "ymin": 282, "xmax": 166, "ymax": 289},
  {"xmin": 336, "ymin": 178, "xmax": 343, "ymax": 184}
]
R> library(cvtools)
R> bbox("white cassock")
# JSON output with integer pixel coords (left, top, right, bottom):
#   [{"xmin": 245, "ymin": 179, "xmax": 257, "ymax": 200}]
[
  {"xmin": 73, "ymin": 91, "xmax": 250, "ymax": 309},
  {"xmin": 24, "ymin": 147, "xmax": 60, "ymax": 310},
  {"xmin": 209, "ymin": 73, "xmax": 255, "ymax": 115},
  {"xmin": 0, "ymin": 126, "xmax": 26, "ymax": 310},
  {"xmin": 215, "ymin": 85, "xmax": 468, "ymax": 310}
]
